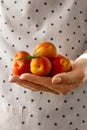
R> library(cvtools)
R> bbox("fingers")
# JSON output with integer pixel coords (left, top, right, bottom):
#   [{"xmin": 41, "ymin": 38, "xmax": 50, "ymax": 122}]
[
  {"xmin": 9, "ymin": 75, "xmax": 37, "ymax": 91},
  {"xmin": 20, "ymin": 73, "xmax": 52, "ymax": 87},
  {"xmin": 9, "ymin": 71, "xmax": 83, "ymax": 95},
  {"xmin": 19, "ymin": 73, "xmax": 67, "ymax": 94},
  {"xmin": 9, "ymin": 75, "xmax": 59, "ymax": 95}
]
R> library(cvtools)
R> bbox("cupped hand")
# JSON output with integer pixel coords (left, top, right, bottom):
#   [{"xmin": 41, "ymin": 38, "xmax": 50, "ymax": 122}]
[
  {"xmin": 8, "ymin": 75, "xmax": 59, "ymax": 95},
  {"xmin": 9, "ymin": 58, "xmax": 87, "ymax": 95}
]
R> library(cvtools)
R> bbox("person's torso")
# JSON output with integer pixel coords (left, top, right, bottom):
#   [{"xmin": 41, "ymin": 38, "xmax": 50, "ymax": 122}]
[{"xmin": 0, "ymin": 0, "xmax": 87, "ymax": 130}]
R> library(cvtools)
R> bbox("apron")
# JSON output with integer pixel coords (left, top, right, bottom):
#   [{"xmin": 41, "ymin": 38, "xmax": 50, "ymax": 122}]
[{"xmin": 0, "ymin": 0, "xmax": 87, "ymax": 130}]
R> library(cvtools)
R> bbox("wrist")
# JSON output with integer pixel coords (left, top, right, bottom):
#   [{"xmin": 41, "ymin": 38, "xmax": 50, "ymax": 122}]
[
  {"xmin": 76, "ymin": 53, "xmax": 87, "ymax": 61},
  {"xmin": 75, "ymin": 52, "xmax": 87, "ymax": 79}
]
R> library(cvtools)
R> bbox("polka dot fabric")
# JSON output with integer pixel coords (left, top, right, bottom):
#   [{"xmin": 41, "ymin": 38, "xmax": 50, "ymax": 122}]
[{"xmin": 0, "ymin": 0, "xmax": 87, "ymax": 130}]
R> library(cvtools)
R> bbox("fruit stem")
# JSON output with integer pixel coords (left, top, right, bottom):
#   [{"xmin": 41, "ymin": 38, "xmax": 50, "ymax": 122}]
[{"xmin": 16, "ymin": 52, "xmax": 40, "ymax": 60}]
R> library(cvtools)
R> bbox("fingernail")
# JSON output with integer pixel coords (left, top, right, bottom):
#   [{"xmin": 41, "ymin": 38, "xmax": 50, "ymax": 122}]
[{"xmin": 52, "ymin": 77, "xmax": 62, "ymax": 84}]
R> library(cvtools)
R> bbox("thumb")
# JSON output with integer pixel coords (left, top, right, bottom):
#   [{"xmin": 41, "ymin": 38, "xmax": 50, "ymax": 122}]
[{"xmin": 52, "ymin": 69, "xmax": 85, "ymax": 84}]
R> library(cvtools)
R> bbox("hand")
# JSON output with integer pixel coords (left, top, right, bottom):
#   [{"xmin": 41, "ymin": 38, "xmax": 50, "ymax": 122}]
[
  {"xmin": 8, "ymin": 62, "xmax": 86, "ymax": 95},
  {"xmin": 52, "ymin": 56, "xmax": 87, "ymax": 94},
  {"xmin": 8, "ymin": 75, "xmax": 59, "ymax": 95},
  {"xmin": 9, "ymin": 53, "xmax": 87, "ymax": 95}
]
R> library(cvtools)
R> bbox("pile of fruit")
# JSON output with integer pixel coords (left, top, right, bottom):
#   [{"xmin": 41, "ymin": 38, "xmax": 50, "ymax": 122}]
[{"xmin": 12, "ymin": 41, "xmax": 72, "ymax": 76}]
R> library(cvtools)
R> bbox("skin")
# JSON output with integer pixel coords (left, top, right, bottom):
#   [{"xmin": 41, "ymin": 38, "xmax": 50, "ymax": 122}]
[{"xmin": 9, "ymin": 51, "xmax": 87, "ymax": 95}]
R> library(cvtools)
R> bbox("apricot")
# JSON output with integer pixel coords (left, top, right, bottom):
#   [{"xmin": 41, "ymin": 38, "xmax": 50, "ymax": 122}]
[
  {"xmin": 34, "ymin": 41, "xmax": 57, "ymax": 59},
  {"xmin": 30, "ymin": 56, "xmax": 52, "ymax": 76},
  {"xmin": 49, "ymin": 54, "xmax": 72, "ymax": 76},
  {"xmin": 12, "ymin": 51, "xmax": 31, "ymax": 75}
]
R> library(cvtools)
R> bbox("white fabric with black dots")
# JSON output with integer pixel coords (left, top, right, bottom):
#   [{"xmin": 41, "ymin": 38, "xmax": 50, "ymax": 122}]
[{"xmin": 0, "ymin": 0, "xmax": 87, "ymax": 130}]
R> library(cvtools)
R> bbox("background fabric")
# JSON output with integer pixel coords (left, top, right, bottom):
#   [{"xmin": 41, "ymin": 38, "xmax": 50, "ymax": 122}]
[{"xmin": 0, "ymin": 0, "xmax": 87, "ymax": 130}]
